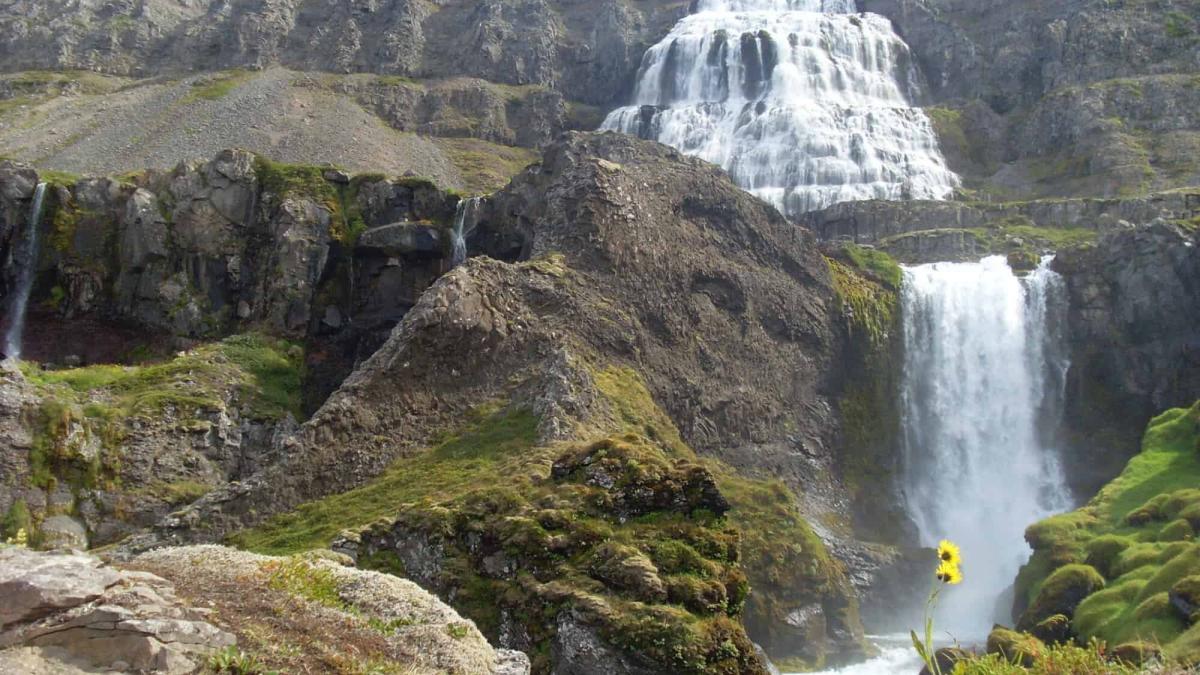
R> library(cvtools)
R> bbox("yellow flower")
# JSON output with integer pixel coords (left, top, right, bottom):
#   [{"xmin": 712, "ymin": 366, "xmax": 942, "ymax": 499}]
[
  {"xmin": 936, "ymin": 561, "xmax": 963, "ymax": 585},
  {"xmin": 937, "ymin": 540, "xmax": 962, "ymax": 568}
]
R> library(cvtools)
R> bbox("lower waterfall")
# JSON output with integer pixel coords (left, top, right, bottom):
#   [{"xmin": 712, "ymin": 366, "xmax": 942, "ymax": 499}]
[
  {"xmin": 900, "ymin": 256, "xmax": 1072, "ymax": 636},
  {"xmin": 3, "ymin": 181, "xmax": 47, "ymax": 360},
  {"xmin": 803, "ymin": 256, "xmax": 1073, "ymax": 674}
]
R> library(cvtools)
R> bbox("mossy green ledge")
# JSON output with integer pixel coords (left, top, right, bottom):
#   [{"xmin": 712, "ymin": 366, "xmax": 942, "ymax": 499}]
[{"xmin": 1013, "ymin": 401, "xmax": 1200, "ymax": 665}]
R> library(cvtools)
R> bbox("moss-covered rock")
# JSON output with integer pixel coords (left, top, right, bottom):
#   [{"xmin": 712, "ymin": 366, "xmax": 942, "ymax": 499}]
[
  {"xmin": 986, "ymin": 626, "xmax": 1045, "ymax": 667},
  {"xmin": 1018, "ymin": 564, "xmax": 1106, "ymax": 631},
  {"xmin": 1030, "ymin": 613, "xmax": 1072, "ymax": 645},
  {"xmin": 1014, "ymin": 402, "xmax": 1200, "ymax": 662},
  {"xmin": 1161, "ymin": 518, "xmax": 1196, "ymax": 542},
  {"xmin": 1111, "ymin": 640, "xmax": 1162, "ymax": 667},
  {"xmin": 234, "ymin": 368, "xmax": 861, "ymax": 673},
  {"xmin": 1085, "ymin": 534, "xmax": 1133, "ymax": 578},
  {"xmin": 9, "ymin": 334, "xmax": 304, "ymax": 546},
  {"xmin": 1170, "ymin": 575, "xmax": 1200, "ymax": 623}
]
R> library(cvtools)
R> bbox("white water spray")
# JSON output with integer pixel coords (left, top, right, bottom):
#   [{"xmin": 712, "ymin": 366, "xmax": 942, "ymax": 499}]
[
  {"xmin": 899, "ymin": 256, "xmax": 1072, "ymax": 637},
  {"xmin": 4, "ymin": 181, "xmax": 47, "ymax": 360},
  {"xmin": 450, "ymin": 197, "xmax": 481, "ymax": 268},
  {"xmin": 601, "ymin": 0, "xmax": 958, "ymax": 216}
]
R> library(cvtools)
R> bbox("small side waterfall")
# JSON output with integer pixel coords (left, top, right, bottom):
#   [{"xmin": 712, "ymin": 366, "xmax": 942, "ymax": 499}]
[
  {"xmin": 4, "ymin": 181, "xmax": 47, "ymax": 360},
  {"xmin": 450, "ymin": 197, "xmax": 481, "ymax": 268},
  {"xmin": 899, "ymin": 256, "xmax": 1072, "ymax": 637},
  {"xmin": 601, "ymin": 0, "xmax": 958, "ymax": 217}
]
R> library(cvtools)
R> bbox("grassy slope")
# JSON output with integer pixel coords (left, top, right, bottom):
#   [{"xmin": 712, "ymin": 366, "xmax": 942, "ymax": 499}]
[
  {"xmin": 1, "ymin": 335, "xmax": 303, "ymax": 517},
  {"xmin": 230, "ymin": 366, "xmax": 852, "ymax": 672},
  {"xmin": 1016, "ymin": 401, "xmax": 1200, "ymax": 662}
]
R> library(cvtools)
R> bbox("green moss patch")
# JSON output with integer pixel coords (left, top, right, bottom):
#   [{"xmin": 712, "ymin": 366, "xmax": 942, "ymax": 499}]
[
  {"xmin": 23, "ymin": 334, "xmax": 303, "ymax": 422},
  {"xmin": 1015, "ymin": 401, "xmax": 1200, "ymax": 663},
  {"xmin": 435, "ymin": 137, "xmax": 538, "ymax": 195}
]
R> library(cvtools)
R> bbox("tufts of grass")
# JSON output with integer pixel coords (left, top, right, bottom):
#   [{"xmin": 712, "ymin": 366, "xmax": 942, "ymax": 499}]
[{"xmin": 228, "ymin": 404, "xmax": 541, "ymax": 554}]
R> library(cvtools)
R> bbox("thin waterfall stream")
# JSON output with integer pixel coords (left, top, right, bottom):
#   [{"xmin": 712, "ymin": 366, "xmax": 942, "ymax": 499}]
[
  {"xmin": 4, "ymin": 181, "xmax": 47, "ymax": 360},
  {"xmin": 602, "ymin": 0, "xmax": 958, "ymax": 216},
  {"xmin": 450, "ymin": 197, "xmax": 481, "ymax": 269}
]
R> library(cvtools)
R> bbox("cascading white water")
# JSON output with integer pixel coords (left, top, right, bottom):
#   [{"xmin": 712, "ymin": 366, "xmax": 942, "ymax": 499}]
[
  {"xmin": 450, "ymin": 197, "xmax": 481, "ymax": 268},
  {"xmin": 601, "ymin": 0, "xmax": 959, "ymax": 217},
  {"xmin": 899, "ymin": 256, "xmax": 1072, "ymax": 637},
  {"xmin": 3, "ymin": 181, "xmax": 47, "ymax": 360}
]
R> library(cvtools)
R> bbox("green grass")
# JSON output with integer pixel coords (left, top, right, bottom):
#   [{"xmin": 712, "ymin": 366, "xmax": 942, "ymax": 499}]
[
  {"xmin": 1014, "ymin": 401, "xmax": 1200, "ymax": 663},
  {"xmin": 435, "ymin": 137, "xmax": 538, "ymax": 195},
  {"xmin": 23, "ymin": 334, "xmax": 304, "ymax": 421},
  {"xmin": 183, "ymin": 70, "xmax": 256, "ymax": 103},
  {"xmin": 228, "ymin": 404, "xmax": 542, "ymax": 554},
  {"xmin": 952, "ymin": 640, "xmax": 1140, "ymax": 674}
]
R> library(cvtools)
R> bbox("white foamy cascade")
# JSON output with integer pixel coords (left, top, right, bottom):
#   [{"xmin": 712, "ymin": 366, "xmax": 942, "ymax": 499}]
[
  {"xmin": 4, "ymin": 182, "xmax": 47, "ymax": 360},
  {"xmin": 899, "ymin": 256, "xmax": 1072, "ymax": 638},
  {"xmin": 450, "ymin": 197, "xmax": 481, "ymax": 268},
  {"xmin": 601, "ymin": 0, "xmax": 958, "ymax": 216}
]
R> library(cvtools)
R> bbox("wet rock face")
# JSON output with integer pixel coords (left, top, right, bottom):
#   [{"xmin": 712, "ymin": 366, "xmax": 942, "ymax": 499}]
[
  {"xmin": 0, "ymin": 547, "xmax": 235, "ymax": 674},
  {"xmin": 0, "ymin": 152, "xmax": 463, "ymax": 394},
  {"xmin": 1055, "ymin": 221, "xmax": 1200, "ymax": 496}
]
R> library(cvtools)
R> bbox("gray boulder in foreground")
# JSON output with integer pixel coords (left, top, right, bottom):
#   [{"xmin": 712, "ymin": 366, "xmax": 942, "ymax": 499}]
[{"xmin": 0, "ymin": 545, "xmax": 235, "ymax": 673}]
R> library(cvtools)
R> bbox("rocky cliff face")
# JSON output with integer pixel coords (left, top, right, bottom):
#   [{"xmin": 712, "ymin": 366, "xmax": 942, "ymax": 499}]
[
  {"xmin": 0, "ymin": 0, "xmax": 684, "ymax": 107},
  {"xmin": 0, "ymin": 151, "xmax": 466, "ymax": 398},
  {"xmin": 867, "ymin": 0, "xmax": 1200, "ymax": 199},
  {"xmin": 1054, "ymin": 220, "xmax": 1200, "ymax": 496}
]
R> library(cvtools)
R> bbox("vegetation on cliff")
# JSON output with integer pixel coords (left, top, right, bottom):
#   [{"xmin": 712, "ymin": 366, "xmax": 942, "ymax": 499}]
[
  {"xmin": 825, "ymin": 246, "xmax": 906, "ymax": 541},
  {"xmin": 232, "ymin": 367, "xmax": 856, "ymax": 673},
  {"xmin": 1010, "ymin": 401, "xmax": 1200, "ymax": 665},
  {"xmin": 1, "ymin": 335, "xmax": 304, "ymax": 544}
]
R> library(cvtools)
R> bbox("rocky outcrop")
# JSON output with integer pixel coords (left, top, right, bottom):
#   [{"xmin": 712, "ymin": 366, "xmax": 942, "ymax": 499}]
[
  {"xmin": 803, "ymin": 191, "xmax": 1200, "ymax": 263},
  {"xmin": 1054, "ymin": 221, "xmax": 1200, "ymax": 495},
  {"xmin": 157, "ymin": 132, "xmax": 843, "ymax": 540},
  {"xmin": 866, "ymin": 0, "xmax": 1200, "ymax": 198},
  {"xmin": 0, "ymin": 338, "xmax": 301, "ymax": 550},
  {"xmin": 0, "ymin": 546, "xmax": 235, "ymax": 673},
  {"xmin": 323, "ymin": 75, "xmax": 574, "ymax": 149},
  {"xmin": 134, "ymin": 131, "xmax": 864, "ymax": 667},
  {"xmin": 130, "ymin": 545, "xmax": 530, "ymax": 675},
  {"xmin": 0, "ymin": 152, "xmax": 466, "ymax": 402}
]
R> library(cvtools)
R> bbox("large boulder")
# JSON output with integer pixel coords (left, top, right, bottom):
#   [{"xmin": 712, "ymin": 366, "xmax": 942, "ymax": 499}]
[
  {"xmin": 131, "ymin": 545, "xmax": 529, "ymax": 675},
  {"xmin": 0, "ymin": 546, "xmax": 234, "ymax": 673}
]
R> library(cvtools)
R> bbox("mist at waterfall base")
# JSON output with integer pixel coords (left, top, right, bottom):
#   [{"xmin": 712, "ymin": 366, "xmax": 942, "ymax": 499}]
[
  {"xmin": 601, "ymin": 0, "xmax": 958, "ymax": 217},
  {"xmin": 800, "ymin": 257, "xmax": 1073, "ymax": 675},
  {"xmin": 3, "ymin": 181, "xmax": 47, "ymax": 360}
]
